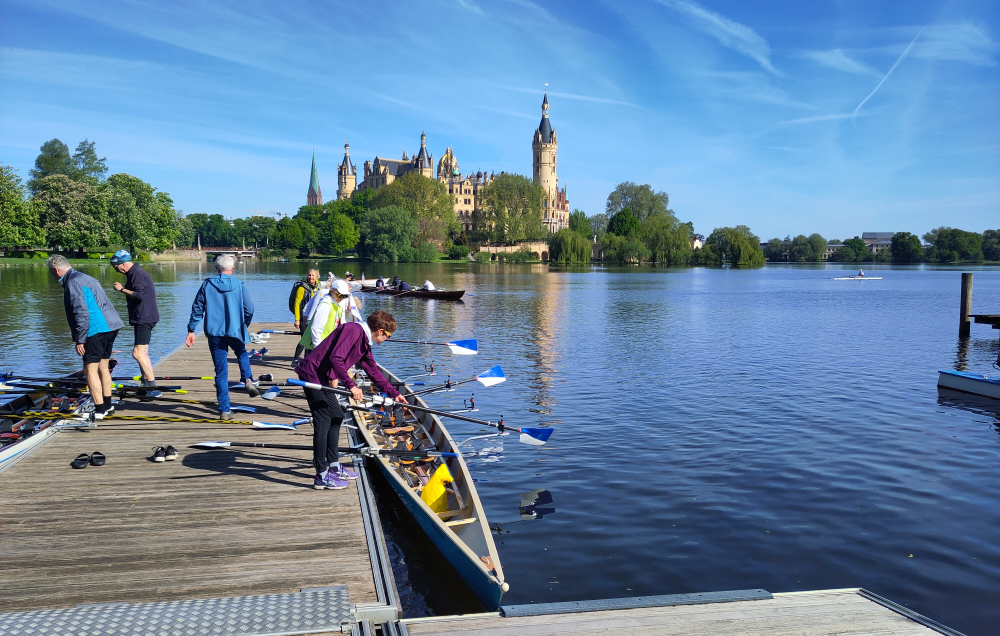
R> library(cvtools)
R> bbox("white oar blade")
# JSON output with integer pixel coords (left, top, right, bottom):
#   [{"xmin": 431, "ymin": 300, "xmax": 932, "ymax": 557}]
[
  {"xmin": 252, "ymin": 422, "xmax": 296, "ymax": 430},
  {"xmin": 475, "ymin": 366, "xmax": 505, "ymax": 387},
  {"xmin": 193, "ymin": 441, "xmax": 231, "ymax": 448},
  {"xmin": 446, "ymin": 339, "xmax": 478, "ymax": 355},
  {"xmin": 518, "ymin": 427, "xmax": 554, "ymax": 446},
  {"xmin": 261, "ymin": 386, "xmax": 281, "ymax": 400},
  {"xmin": 230, "ymin": 405, "xmax": 256, "ymax": 413}
]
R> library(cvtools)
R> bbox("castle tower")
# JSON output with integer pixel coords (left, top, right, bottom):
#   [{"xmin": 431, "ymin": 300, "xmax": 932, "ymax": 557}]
[
  {"xmin": 307, "ymin": 151, "xmax": 322, "ymax": 206},
  {"xmin": 337, "ymin": 140, "xmax": 356, "ymax": 200},
  {"xmin": 532, "ymin": 88, "xmax": 565, "ymax": 231},
  {"xmin": 414, "ymin": 128, "xmax": 434, "ymax": 178}
]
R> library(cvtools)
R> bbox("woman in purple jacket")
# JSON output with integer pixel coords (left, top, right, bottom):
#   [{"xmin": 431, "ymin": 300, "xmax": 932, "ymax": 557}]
[{"xmin": 296, "ymin": 310, "xmax": 408, "ymax": 490}]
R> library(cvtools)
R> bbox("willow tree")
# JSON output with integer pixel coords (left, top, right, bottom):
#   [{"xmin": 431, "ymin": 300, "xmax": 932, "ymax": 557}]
[
  {"xmin": 474, "ymin": 173, "xmax": 545, "ymax": 245},
  {"xmin": 706, "ymin": 225, "xmax": 765, "ymax": 268},
  {"xmin": 0, "ymin": 166, "xmax": 46, "ymax": 249}
]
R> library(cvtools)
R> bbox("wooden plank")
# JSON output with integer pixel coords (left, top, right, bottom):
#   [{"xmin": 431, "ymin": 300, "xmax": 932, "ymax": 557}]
[
  {"xmin": 0, "ymin": 324, "xmax": 379, "ymax": 610},
  {"xmin": 402, "ymin": 590, "xmax": 939, "ymax": 636}
]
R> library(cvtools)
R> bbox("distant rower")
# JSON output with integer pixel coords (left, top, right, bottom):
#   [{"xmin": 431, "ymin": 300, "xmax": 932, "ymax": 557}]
[{"xmin": 858, "ymin": 269, "xmax": 865, "ymax": 278}]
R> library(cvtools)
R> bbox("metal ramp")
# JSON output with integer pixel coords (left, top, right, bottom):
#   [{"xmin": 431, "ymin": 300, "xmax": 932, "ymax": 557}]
[{"xmin": 0, "ymin": 587, "xmax": 353, "ymax": 636}]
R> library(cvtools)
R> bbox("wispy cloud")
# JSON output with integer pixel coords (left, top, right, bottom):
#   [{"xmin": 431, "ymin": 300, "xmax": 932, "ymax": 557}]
[
  {"xmin": 853, "ymin": 29, "xmax": 923, "ymax": 123},
  {"xmin": 455, "ymin": 0, "xmax": 484, "ymax": 15},
  {"xmin": 914, "ymin": 23, "xmax": 998, "ymax": 66},
  {"xmin": 801, "ymin": 49, "xmax": 878, "ymax": 75},
  {"xmin": 773, "ymin": 113, "xmax": 857, "ymax": 127},
  {"xmin": 656, "ymin": 0, "xmax": 778, "ymax": 74},
  {"xmin": 494, "ymin": 84, "xmax": 641, "ymax": 108}
]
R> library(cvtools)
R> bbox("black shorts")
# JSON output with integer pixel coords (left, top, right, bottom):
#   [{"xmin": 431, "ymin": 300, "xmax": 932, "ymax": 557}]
[
  {"xmin": 133, "ymin": 323, "xmax": 155, "ymax": 346},
  {"xmin": 82, "ymin": 330, "xmax": 119, "ymax": 365}
]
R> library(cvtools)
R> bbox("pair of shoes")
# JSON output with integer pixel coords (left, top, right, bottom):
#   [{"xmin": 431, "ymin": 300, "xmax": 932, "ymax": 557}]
[
  {"xmin": 71, "ymin": 452, "xmax": 105, "ymax": 469},
  {"xmin": 328, "ymin": 465, "xmax": 358, "ymax": 481},
  {"xmin": 245, "ymin": 379, "xmax": 260, "ymax": 398},
  {"xmin": 313, "ymin": 472, "xmax": 349, "ymax": 490},
  {"xmin": 151, "ymin": 446, "xmax": 178, "ymax": 462},
  {"xmin": 220, "ymin": 410, "xmax": 234, "ymax": 421}
]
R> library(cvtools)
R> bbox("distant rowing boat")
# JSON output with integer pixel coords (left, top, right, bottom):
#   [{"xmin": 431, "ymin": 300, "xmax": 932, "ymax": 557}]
[
  {"xmin": 832, "ymin": 276, "xmax": 883, "ymax": 280},
  {"xmin": 372, "ymin": 287, "xmax": 465, "ymax": 300}
]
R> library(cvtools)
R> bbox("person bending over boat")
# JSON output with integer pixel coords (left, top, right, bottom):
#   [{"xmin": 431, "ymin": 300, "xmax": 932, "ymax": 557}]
[
  {"xmin": 110, "ymin": 250, "xmax": 159, "ymax": 388},
  {"xmin": 185, "ymin": 254, "xmax": 259, "ymax": 420},
  {"xmin": 47, "ymin": 254, "xmax": 125, "ymax": 419},
  {"xmin": 290, "ymin": 269, "xmax": 320, "ymax": 360},
  {"xmin": 398, "ymin": 280, "xmax": 412, "ymax": 291},
  {"xmin": 296, "ymin": 310, "xmax": 407, "ymax": 490}
]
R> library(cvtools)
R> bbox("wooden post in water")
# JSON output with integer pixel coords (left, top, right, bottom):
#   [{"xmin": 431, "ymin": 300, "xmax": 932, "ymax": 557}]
[{"xmin": 959, "ymin": 273, "xmax": 973, "ymax": 338}]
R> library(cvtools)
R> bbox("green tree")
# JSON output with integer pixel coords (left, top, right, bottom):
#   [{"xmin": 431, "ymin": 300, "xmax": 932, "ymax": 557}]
[
  {"xmin": 71, "ymin": 139, "xmax": 108, "ymax": 185},
  {"xmin": 28, "ymin": 139, "xmax": 74, "ymax": 192},
  {"xmin": 274, "ymin": 217, "xmax": 304, "ymax": 251},
  {"xmin": 606, "ymin": 207, "xmax": 640, "ymax": 237},
  {"xmin": 923, "ymin": 227, "xmax": 983, "ymax": 262},
  {"xmin": 367, "ymin": 172, "xmax": 456, "ymax": 245},
  {"xmin": 360, "ymin": 205, "xmax": 418, "ymax": 262},
  {"xmin": 807, "ymin": 233, "xmax": 827, "ymax": 261},
  {"xmin": 317, "ymin": 212, "xmax": 359, "ymax": 254},
  {"xmin": 175, "ymin": 213, "xmax": 195, "ymax": 247},
  {"xmin": 983, "ymin": 229, "xmax": 1000, "ymax": 261},
  {"xmin": 705, "ymin": 225, "xmax": 765, "ymax": 267},
  {"xmin": 640, "ymin": 214, "xmax": 692, "ymax": 265},
  {"xmin": 474, "ymin": 173, "xmax": 545, "ymax": 245},
  {"xmin": 763, "ymin": 238, "xmax": 786, "ymax": 261},
  {"xmin": 0, "ymin": 166, "xmax": 46, "ymax": 248},
  {"xmin": 890, "ymin": 232, "xmax": 923, "ymax": 263},
  {"xmin": 547, "ymin": 228, "xmax": 592, "ymax": 263},
  {"xmin": 603, "ymin": 234, "xmax": 650, "ymax": 264},
  {"xmin": 568, "ymin": 209, "xmax": 590, "ymax": 236},
  {"xmin": 605, "ymin": 182, "xmax": 670, "ymax": 221},
  {"xmin": 32, "ymin": 174, "xmax": 113, "ymax": 249},
  {"xmin": 103, "ymin": 173, "xmax": 174, "ymax": 255},
  {"xmin": 589, "ymin": 213, "xmax": 608, "ymax": 239}
]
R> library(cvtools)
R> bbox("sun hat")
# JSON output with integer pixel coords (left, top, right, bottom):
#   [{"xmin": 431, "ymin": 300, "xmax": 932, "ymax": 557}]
[{"xmin": 110, "ymin": 250, "xmax": 132, "ymax": 265}]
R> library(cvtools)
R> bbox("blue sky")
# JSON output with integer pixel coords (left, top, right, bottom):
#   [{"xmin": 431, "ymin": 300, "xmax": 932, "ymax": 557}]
[{"xmin": 1, "ymin": 0, "xmax": 997, "ymax": 240}]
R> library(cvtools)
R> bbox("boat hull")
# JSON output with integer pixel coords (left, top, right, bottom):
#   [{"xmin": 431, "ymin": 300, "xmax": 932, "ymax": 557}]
[
  {"xmin": 937, "ymin": 370, "xmax": 1000, "ymax": 400},
  {"xmin": 374, "ymin": 289, "xmax": 465, "ymax": 300}
]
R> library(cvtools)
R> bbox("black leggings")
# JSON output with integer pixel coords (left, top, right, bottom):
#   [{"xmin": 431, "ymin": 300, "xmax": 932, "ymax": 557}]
[{"xmin": 304, "ymin": 385, "xmax": 345, "ymax": 476}]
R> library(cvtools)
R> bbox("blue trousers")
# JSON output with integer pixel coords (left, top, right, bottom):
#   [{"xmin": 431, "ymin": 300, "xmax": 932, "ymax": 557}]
[{"xmin": 207, "ymin": 336, "xmax": 252, "ymax": 413}]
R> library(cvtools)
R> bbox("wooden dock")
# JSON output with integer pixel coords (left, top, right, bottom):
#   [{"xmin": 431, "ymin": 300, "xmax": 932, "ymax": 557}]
[
  {"xmin": 398, "ymin": 589, "xmax": 956, "ymax": 636},
  {"xmin": 0, "ymin": 325, "xmax": 399, "ymax": 631}
]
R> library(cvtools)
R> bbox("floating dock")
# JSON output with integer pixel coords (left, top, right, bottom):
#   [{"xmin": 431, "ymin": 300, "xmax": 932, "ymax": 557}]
[{"xmin": 0, "ymin": 324, "xmax": 963, "ymax": 635}]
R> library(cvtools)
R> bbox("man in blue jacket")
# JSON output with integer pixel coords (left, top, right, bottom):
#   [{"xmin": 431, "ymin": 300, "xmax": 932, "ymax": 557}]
[
  {"xmin": 184, "ymin": 254, "xmax": 258, "ymax": 419},
  {"xmin": 47, "ymin": 254, "xmax": 125, "ymax": 419}
]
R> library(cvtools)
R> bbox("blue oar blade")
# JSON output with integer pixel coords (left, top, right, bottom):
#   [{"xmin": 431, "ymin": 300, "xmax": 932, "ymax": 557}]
[
  {"xmin": 446, "ymin": 339, "xmax": 478, "ymax": 355},
  {"xmin": 252, "ymin": 421, "xmax": 296, "ymax": 430},
  {"xmin": 475, "ymin": 365, "xmax": 505, "ymax": 387},
  {"xmin": 230, "ymin": 405, "xmax": 256, "ymax": 413},
  {"xmin": 519, "ymin": 427, "xmax": 554, "ymax": 446},
  {"xmin": 261, "ymin": 386, "xmax": 281, "ymax": 400}
]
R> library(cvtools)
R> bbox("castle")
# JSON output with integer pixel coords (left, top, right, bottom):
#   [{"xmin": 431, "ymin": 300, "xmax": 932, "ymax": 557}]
[{"xmin": 306, "ymin": 90, "xmax": 569, "ymax": 232}]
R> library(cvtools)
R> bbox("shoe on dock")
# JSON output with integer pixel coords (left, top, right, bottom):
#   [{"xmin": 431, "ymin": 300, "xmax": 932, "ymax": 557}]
[
  {"xmin": 220, "ymin": 411, "xmax": 234, "ymax": 421},
  {"xmin": 314, "ymin": 472, "xmax": 348, "ymax": 490},
  {"xmin": 245, "ymin": 380, "xmax": 261, "ymax": 398},
  {"xmin": 329, "ymin": 465, "xmax": 358, "ymax": 481},
  {"xmin": 151, "ymin": 446, "xmax": 166, "ymax": 463},
  {"xmin": 164, "ymin": 445, "xmax": 178, "ymax": 461}
]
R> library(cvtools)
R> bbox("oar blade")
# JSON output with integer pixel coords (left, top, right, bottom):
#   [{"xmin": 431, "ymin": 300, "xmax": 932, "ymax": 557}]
[
  {"xmin": 192, "ymin": 441, "xmax": 231, "ymax": 449},
  {"xmin": 519, "ymin": 427, "xmax": 554, "ymax": 446},
  {"xmin": 475, "ymin": 365, "xmax": 505, "ymax": 387},
  {"xmin": 252, "ymin": 421, "xmax": 296, "ymax": 430},
  {"xmin": 261, "ymin": 386, "xmax": 281, "ymax": 400},
  {"xmin": 230, "ymin": 405, "xmax": 256, "ymax": 413},
  {"xmin": 446, "ymin": 339, "xmax": 478, "ymax": 355}
]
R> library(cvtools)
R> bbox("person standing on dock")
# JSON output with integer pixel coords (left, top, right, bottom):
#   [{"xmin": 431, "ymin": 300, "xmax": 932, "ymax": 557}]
[
  {"xmin": 290, "ymin": 269, "xmax": 320, "ymax": 361},
  {"xmin": 296, "ymin": 310, "xmax": 408, "ymax": 490},
  {"xmin": 46, "ymin": 254, "xmax": 125, "ymax": 419},
  {"xmin": 184, "ymin": 254, "xmax": 258, "ymax": 420},
  {"xmin": 110, "ymin": 250, "xmax": 159, "ymax": 388}
]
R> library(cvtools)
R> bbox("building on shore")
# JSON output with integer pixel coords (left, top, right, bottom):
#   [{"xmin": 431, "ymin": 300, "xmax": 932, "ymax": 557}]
[
  {"xmin": 312, "ymin": 89, "xmax": 570, "ymax": 232},
  {"xmin": 307, "ymin": 151, "xmax": 322, "ymax": 206},
  {"xmin": 862, "ymin": 232, "xmax": 895, "ymax": 254}
]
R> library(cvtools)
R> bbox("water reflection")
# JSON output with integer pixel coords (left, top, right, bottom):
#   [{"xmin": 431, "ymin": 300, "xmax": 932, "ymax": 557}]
[
  {"xmin": 490, "ymin": 488, "xmax": 557, "ymax": 534},
  {"xmin": 937, "ymin": 389, "xmax": 1000, "ymax": 443}
]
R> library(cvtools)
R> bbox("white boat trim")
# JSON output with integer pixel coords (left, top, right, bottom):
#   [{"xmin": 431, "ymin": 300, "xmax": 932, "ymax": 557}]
[{"xmin": 937, "ymin": 370, "xmax": 1000, "ymax": 400}]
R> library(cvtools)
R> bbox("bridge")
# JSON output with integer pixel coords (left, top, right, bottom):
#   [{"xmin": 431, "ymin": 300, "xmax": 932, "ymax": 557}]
[{"xmin": 200, "ymin": 247, "xmax": 260, "ymax": 261}]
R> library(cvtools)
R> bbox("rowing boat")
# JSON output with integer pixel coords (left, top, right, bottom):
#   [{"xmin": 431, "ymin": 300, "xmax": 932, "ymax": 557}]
[
  {"xmin": 351, "ymin": 365, "xmax": 507, "ymax": 610},
  {"xmin": 374, "ymin": 288, "xmax": 465, "ymax": 300},
  {"xmin": 937, "ymin": 370, "xmax": 1000, "ymax": 400},
  {"xmin": 832, "ymin": 276, "xmax": 883, "ymax": 280},
  {"xmin": 0, "ymin": 379, "xmax": 93, "ymax": 473}
]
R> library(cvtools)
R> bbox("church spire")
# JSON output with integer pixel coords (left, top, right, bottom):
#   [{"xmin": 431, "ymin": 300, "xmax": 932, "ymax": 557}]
[{"xmin": 307, "ymin": 150, "xmax": 322, "ymax": 206}]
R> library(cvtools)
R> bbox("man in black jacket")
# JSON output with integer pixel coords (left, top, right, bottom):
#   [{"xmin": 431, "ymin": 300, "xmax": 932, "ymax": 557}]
[{"xmin": 111, "ymin": 250, "xmax": 160, "ymax": 387}]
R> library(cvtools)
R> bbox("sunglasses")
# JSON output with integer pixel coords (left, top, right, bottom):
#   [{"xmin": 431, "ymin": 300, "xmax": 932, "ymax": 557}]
[{"xmin": 381, "ymin": 330, "xmax": 393, "ymax": 339}]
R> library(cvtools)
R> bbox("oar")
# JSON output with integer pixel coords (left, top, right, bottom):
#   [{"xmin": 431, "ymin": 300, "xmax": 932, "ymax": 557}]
[
  {"xmin": 15, "ymin": 411, "xmax": 295, "ymax": 429},
  {"xmin": 191, "ymin": 440, "xmax": 459, "ymax": 459},
  {"xmin": 258, "ymin": 329, "xmax": 301, "ymax": 335},
  {"xmin": 285, "ymin": 378, "xmax": 553, "ymax": 445},
  {"xmin": 411, "ymin": 366, "xmax": 504, "ymax": 396},
  {"xmin": 121, "ymin": 393, "xmax": 256, "ymax": 413},
  {"xmin": 387, "ymin": 338, "xmax": 478, "ymax": 356},
  {"xmin": 0, "ymin": 384, "xmax": 188, "ymax": 396},
  {"xmin": 2, "ymin": 377, "xmax": 183, "ymax": 391},
  {"xmin": 126, "ymin": 375, "xmax": 213, "ymax": 381}
]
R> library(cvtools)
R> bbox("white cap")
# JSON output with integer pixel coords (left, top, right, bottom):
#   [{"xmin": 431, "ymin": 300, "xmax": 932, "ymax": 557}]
[{"xmin": 334, "ymin": 280, "xmax": 351, "ymax": 295}]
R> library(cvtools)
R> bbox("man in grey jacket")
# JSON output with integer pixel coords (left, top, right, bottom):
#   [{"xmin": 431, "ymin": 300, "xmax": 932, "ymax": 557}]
[{"xmin": 47, "ymin": 255, "xmax": 125, "ymax": 419}]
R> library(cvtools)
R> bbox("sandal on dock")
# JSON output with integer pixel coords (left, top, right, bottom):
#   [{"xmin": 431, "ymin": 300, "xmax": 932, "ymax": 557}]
[
  {"xmin": 89, "ymin": 452, "xmax": 106, "ymax": 467},
  {"xmin": 70, "ymin": 454, "xmax": 90, "ymax": 469}
]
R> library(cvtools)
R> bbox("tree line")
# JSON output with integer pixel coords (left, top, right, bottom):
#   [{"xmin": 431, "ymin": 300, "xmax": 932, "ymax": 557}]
[
  {"xmin": 763, "ymin": 229, "xmax": 1000, "ymax": 264},
  {"xmin": 545, "ymin": 181, "xmax": 765, "ymax": 267}
]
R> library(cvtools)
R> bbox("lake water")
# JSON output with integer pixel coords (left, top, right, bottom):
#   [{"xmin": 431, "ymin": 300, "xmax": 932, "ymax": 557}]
[{"xmin": 2, "ymin": 260, "xmax": 999, "ymax": 635}]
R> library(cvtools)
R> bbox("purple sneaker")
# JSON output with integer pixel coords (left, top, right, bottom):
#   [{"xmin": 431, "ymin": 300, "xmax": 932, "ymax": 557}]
[
  {"xmin": 313, "ymin": 472, "xmax": 348, "ymax": 490},
  {"xmin": 332, "ymin": 465, "xmax": 358, "ymax": 480}
]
